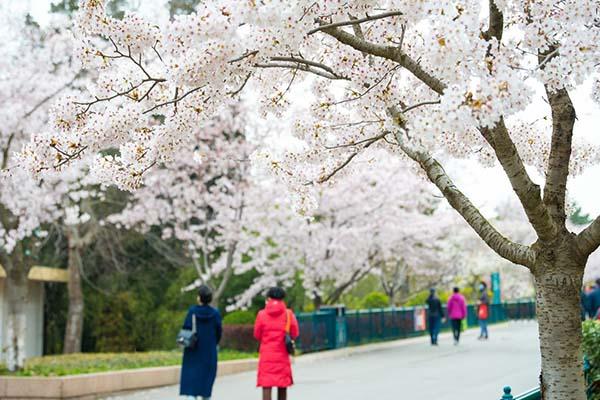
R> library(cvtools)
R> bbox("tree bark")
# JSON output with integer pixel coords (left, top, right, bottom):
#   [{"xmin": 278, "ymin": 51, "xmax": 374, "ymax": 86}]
[
  {"xmin": 3, "ymin": 249, "xmax": 29, "ymax": 371},
  {"xmin": 63, "ymin": 228, "xmax": 84, "ymax": 354},
  {"xmin": 533, "ymin": 235, "xmax": 586, "ymax": 400}
]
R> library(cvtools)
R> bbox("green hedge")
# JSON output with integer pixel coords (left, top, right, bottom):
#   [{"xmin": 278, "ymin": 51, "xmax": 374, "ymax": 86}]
[
  {"xmin": 583, "ymin": 320, "xmax": 600, "ymax": 399},
  {"xmin": 223, "ymin": 310, "xmax": 256, "ymax": 325},
  {"xmin": 361, "ymin": 292, "xmax": 389, "ymax": 309},
  {"xmin": 0, "ymin": 349, "xmax": 255, "ymax": 377}
]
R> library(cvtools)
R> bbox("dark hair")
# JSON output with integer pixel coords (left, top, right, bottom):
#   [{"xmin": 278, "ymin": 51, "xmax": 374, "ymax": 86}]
[
  {"xmin": 453, "ymin": 287, "xmax": 460, "ymax": 293},
  {"xmin": 480, "ymin": 281, "xmax": 488, "ymax": 289},
  {"xmin": 596, "ymin": 279, "xmax": 600, "ymax": 287},
  {"xmin": 266, "ymin": 286, "xmax": 286, "ymax": 300},
  {"xmin": 198, "ymin": 285, "xmax": 213, "ymax": 305}
]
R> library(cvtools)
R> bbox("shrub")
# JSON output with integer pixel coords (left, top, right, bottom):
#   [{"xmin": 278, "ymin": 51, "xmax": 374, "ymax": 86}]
[
  {"xmin": 221, "ymin": 325, "xmax": 257, "ymax": 352},
  {"xmin": 361, "ymin": 292, "xmax": 390, "ymax": 309},
  {"xmin": 583, "ymin": 320, "xmax": 600, "ymax": 399},
  {"xmin": 0, "ymin": 350, "xmax": 255, "ymax": 377},
  {"xmin": 404, "ymin": 290, "xmax": 451, "ymax": 307},
  {"xmin": 223, "ymin": 310, "xmax": 256, "ymax": 325}
]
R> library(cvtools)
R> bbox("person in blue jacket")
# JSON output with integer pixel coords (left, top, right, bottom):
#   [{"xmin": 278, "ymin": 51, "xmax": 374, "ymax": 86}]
[
  {"xmin": 180, "ymin": 285, "xmax": 223, "ymax": 400},
  {"xmin": 587, "ymin": 279, "xmax": 600, "ymax": 318}
]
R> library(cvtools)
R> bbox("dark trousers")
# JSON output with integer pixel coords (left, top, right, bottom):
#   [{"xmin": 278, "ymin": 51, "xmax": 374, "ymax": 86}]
[
  {"xmin": 428, "ymin": 315, "xmax": 441, "ymax": 344},
  {"xmin": 451, "ymin": 319, "xmax": 462, "ymax": 342}
]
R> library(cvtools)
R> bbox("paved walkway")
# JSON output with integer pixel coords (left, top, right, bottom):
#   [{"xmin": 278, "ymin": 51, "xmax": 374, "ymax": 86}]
[{"xmin": 105, "ymin": 321, "xmax": 540, "ymax": 400}]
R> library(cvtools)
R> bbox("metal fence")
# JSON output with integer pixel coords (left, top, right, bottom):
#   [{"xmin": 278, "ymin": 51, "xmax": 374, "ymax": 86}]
[
  {"xmin": 295, "ymin": 310, "xmax": 337, "ymax": 352},
  {"xmin": 296, "ymin": 300, "xmax": 536, "ymax": 353}
]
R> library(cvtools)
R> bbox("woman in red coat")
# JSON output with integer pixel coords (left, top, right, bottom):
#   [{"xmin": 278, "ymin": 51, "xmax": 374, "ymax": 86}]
[{"xmin": 254, "ymin": 287, "xmax": 299, "ymax": 400}]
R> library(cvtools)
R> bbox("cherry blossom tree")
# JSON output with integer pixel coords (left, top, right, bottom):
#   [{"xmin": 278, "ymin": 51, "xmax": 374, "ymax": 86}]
[
  {"xmin": 378, "ymin": 216, "xmax": 467, "ymax": 305},
  {"xmin": 108, "ymin": 106, "xmax": 301, "ymax": 307},
  {"xmin": 21, "ymin": 0, "xmax": 600, "ymax": 397},
  {"xmin": 0, "ymin": 10, "xmax": 87, "ymax": 369},
  {"xmin": 234, "ymin": 149, "xmax": 460, "ymax": 309}
]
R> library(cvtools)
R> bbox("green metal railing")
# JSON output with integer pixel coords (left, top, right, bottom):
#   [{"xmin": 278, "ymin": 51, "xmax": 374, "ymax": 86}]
[
  {"xmin": 500, "ymin": 387, "xmax": 540, "ymax": 400},
  {"xmin": 499, "ymin": 357, "xmax": 595, "ymax": 399},
  {"xmin": 295, "ymin": 310, "xmax": 337, "ymax": 352},
  {"xmin": 296, "ymin": 300, "xmax": 536, "ymax": 353}
]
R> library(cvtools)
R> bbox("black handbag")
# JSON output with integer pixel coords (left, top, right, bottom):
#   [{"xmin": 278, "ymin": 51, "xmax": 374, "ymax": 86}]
[
  {"xmin": 176, "ymin": 313, "xmax": 198, "ymax": 349},
  {"xmin": 285, "ymin": 310, "xmax": 296, "ymax": 355}
]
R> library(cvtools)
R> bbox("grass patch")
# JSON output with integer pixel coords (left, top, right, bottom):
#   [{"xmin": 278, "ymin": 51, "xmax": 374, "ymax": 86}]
[{"xmin": 0, "ymin": 349, "xmax": 256, "ymax": 377}]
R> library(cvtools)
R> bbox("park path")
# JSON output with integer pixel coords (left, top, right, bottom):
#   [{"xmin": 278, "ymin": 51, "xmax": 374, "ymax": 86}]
[{"xmin": 104, "ymin": 321, "xmax": 540, "ymax": 400}]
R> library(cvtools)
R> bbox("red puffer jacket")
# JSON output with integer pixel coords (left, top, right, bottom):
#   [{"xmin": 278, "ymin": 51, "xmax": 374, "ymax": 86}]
[{"xmin": 254, "ymin": 300, "xmax": 299, "ymax": 388}]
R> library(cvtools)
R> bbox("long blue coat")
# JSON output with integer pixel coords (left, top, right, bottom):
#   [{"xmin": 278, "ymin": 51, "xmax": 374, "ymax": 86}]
[{"xmin": 180, "ymin": 305, "xmax": 222, "ymax": 398}]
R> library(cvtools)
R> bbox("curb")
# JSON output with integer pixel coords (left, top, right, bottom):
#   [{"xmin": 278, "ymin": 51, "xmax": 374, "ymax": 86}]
[{"xmin": 0, "ymin": 359, "xmax": 258, "ymax": 400}]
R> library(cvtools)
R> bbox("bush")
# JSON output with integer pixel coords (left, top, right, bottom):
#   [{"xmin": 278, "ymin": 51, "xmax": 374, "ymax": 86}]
[
  {"xmin": 221, "ymin": 325, "xmax": 257, "ymax": 352},
  {"xmin": 404, "ymin": 290, "xmax": 451, "ymax": 307},
  {"xmin": 361, "ymin": 292, "xmax": 390, "ymax": 309},
  {"xmin": 0, "ymin": 349, "xmax": 255, "ymax": 377},
  {"xmin": 223, "ymin": 310, "xmax": 256, "ymax": 325},
  {"xmin": 583, "ymin": 320, "xmax": 600, "ymax": 399}
]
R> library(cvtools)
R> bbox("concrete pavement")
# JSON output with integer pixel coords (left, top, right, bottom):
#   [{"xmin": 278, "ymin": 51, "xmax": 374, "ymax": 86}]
[{"xmin": 104, "ymin": 321, "xmax": 540, "ymax": 400}]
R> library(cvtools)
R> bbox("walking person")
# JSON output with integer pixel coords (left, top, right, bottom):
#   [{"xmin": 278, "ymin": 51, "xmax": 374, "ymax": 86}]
[
  {"xmin": 447, "ymin": 287, "xmax": 467, "ymax": 345},
  {"xmin": 426, "ymin": 288, "xmax": 444, "ymax": 346},
  {"xmin": 254, "ymin": 287, "xmax": 299, "ymax": 400},
  {"xmin": 588, "ymin": 279, "xmax": 600, "ymax": 319},
  {"xmin": 477, "ymin": 281, "xmax": 490, "ymax": 340},
  {"xmin": 180, "ymin": 285, "xmax": 223, "ymax": 400}
]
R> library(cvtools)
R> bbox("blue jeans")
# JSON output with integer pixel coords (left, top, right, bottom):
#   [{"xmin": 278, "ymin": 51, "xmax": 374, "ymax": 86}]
[
  {"xmin": 479, "ymin": 319, "xmax": 488, "ymax": 338},
  {"xmin": 428, "ymin": 315, "xmax": 441, "ymax": 344}
]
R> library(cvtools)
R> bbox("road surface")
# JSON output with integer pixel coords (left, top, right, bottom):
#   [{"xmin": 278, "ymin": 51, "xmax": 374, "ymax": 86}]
[{"xmin": 105, "ymin": 321, "xmax": 540, "ymax": 400}]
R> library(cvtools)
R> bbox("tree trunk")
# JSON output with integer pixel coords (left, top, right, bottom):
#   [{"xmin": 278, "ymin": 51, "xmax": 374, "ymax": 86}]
[
  {"xmin": 211, "ymin": 242, "xmax": 236, "ymax": 308},
  {"xmin": 63, "ymin": 230, "xmax": 84, "ymax": 354},
  {"xmin": 4, "ymin": 259, "xmax": 29, "ymax": 371},
  {"xmin": 313, "ymin": 293, "xmax": 323, "ymax": 310},
  {"xmin": 533, "ymin": 237, "xmax": 586, "ymax": 400}
]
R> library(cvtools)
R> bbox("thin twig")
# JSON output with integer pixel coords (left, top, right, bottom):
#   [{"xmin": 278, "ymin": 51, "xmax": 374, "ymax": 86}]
[
  {"xmin": 255, "ymin": 62, "xmax": 348, "ymax": 80},
  {"xmin": 324, "ymin": 132, "xmax": 389, "ymax": 149},
  {"xmin": 228, "ymin": 72, "xmax": 252, "ymax": 96},
  {"xmin": 273, "ymin": 67, "xmax": 298, "ymax": 104},
  {"xmin": 402, "ymin": 100, "xmax": 441, "ymax": 113},
  {"xmin": 54, "ymin": 145, "xmax": 89, "ymax": 169},
  {"xmin": 308, "ymin": 11, "xmax": 404, "ymax": 35},
  {"xmin": 228, "ymin": 50, "xmax": 259, "ymax": 64},
  {"xmin": 143, "ymin": 85, "xmax": 206, "ymax": 114},
  {"xmin": 331, "ymin": 65, "xmax": 400, "ymax": 106},
  {"xmin": 316, "ymin": 133, "xmax": 383, "ymax": 183},
  {"xmin": 270, "ymin": 56, "xmax": 339, "ymax": 76}
]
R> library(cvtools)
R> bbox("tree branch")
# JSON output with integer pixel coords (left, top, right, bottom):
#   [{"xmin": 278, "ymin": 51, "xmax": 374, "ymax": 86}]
[
  {"xmin": 482, "ymin": 0, "xmax": 504, "ymax": 42},
  {"xmin": 255, "ymin": 61, "xmax": 349, "ymax": 80},
  {"xmin": 1, "ymin": 133, "xmax": 15, "ymax": 170},
  {"xmin": 308, "ymin": 11, "xmax": 404, "ymax": 35},
  {"xmin": 394, "ymin": 129, "xmax": 534, "ymax": 267},
  {"xmin": 321, "ymin": 27, "xmax": 446, "ymax": 94},
  {"xmin": 541, "ymin": 46, "xmax": 575, "ymax": 226},
  {"xmin": 576, "ymin": 217, "xmax": 600, "ymax": 257},
  {"xmin": 143, "ymin": 85, "xmax": 206, "ymax": 114},
  {"xmin": 480, "ymin": 120, "xmax": 557, "ymax": 242}
]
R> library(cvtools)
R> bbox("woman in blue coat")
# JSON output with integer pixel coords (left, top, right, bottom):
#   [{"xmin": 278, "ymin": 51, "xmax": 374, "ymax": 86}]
[{"xmin": 180, "ymin": 285, "xmax": 223, "ymax": 400}]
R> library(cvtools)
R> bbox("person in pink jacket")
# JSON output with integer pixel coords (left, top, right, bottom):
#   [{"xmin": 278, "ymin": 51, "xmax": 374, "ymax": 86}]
[{"xmin": 447, "ymin": 287, "xmax": 467, "ymax": 345}]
